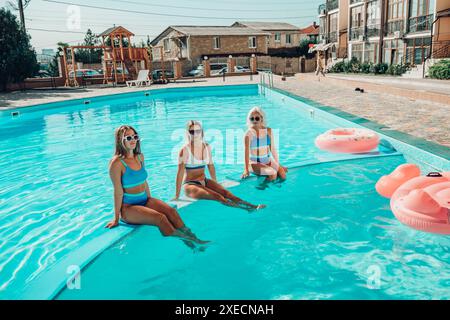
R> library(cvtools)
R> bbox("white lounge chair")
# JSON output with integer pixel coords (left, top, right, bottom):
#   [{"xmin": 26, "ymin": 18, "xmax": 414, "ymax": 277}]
[{"xmin": 126, "ymin": 70, "xmax": 151, "ymax": 87}]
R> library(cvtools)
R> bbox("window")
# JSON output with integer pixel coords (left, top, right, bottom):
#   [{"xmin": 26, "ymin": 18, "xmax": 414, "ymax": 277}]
[
  {"xmin": 213, "ymin": 37, "xmax": 220, "ymax": 49},
  {"xmin": 286, "ymin": 34, "xmax": 292, "ymax": 44},
  {"xmin": 275, "ymin": 32, "xmax": 281, "ymax": 42},
  {"xmin": 163, "ymin": 38, "xmax": 170, "ymax": 52},
  {"xmin": 329, "ymin": 12, "xmax": 338, "ymax": 32},
  {"xmin": 352, "ymin": 44, "xmax": 363, "ymax": 61},
  {"xmin": 409, "ymin": 0, "xmax": 433, "ymax": 17},
  {"xmin": 248, "ymin": 36, "xmax": 257, "ymax": 48},
  {"xmin": 364, "ymin": 42, "xmax": 378, "ymax": 63}
]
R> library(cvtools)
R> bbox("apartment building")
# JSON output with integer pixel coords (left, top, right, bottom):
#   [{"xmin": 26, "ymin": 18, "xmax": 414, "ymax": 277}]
[
  {"xmin": 318, "ymin": 0, "xmax": 350, "ymax": 59},
  {"xmin": 318, "ymin": 0, "xmax": 450, "ymax": 65}
]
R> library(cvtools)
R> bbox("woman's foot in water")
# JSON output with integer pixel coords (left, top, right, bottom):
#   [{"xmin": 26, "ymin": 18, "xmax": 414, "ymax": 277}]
[
  {"xmin": 246, "ymin": 204, "xmax": 266, "ymax": 212},
  {"xmin": 172, "ymin": 229, "xmax": 210, "ymax": 245}
]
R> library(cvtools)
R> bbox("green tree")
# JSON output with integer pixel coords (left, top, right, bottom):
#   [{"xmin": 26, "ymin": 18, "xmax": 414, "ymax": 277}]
[
  {"xmin": 75, "ymin": 29, "xmax": 102, "ymax": 64},
  {"xmin": 0, "ymin": 8, "xmax": 39, "ymax": 91},
  {"xmin": 48, "ymin": 42, "xmax": 68, "ymax": 77}
]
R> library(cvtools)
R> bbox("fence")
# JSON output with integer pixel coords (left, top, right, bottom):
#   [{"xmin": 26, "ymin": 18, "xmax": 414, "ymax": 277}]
[{"xmin": 256, "ymin": 55, "xmax": 316, "ymax": 74}]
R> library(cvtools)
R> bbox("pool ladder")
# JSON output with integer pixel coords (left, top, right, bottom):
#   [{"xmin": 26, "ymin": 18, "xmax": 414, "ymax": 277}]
[{"xmin": 259, "ymin": 71, "xmax": 273, "ymax": 95}]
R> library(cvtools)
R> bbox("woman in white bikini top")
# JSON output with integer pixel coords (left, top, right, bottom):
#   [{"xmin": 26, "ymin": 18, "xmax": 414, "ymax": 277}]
[{"xmin": 173, "ymin": 120, "xmax": 265, "ymax": 212}]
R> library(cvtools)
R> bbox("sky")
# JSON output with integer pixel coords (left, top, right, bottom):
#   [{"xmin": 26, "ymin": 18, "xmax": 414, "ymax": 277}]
[{"xmin": 1, "ymin": 0, "xmax": 323, "ymax": 53}]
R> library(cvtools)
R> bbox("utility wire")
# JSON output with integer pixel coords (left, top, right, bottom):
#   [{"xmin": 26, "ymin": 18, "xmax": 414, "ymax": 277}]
[
  {"xmin": 42, "ymin": 0, "xmax": 316, "ymax": 20},
  {"xmin": 105, "ymin": 0, "xmax": 320, "ymax": 12}
]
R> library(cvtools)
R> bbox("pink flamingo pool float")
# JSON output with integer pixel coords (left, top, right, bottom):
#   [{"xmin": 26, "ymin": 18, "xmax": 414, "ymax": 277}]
[{"xmin": 376, "ymin": 164, "xmax": 450, "ymax": 234}]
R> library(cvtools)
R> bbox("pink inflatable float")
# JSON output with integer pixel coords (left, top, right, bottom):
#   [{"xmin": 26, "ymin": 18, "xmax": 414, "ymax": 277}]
[
  {"xmin": 315, "ymin": 128, "xmax": 380, "ymax": 153},
  {"xmin": 376, "ymin": 164, "xmax": 450, "ymax": 234}
]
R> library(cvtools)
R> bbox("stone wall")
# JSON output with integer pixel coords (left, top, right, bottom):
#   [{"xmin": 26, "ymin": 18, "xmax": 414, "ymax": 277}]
[{"xmin": 189, "ymin": 35, "xmax": 268, "ymax": 66}]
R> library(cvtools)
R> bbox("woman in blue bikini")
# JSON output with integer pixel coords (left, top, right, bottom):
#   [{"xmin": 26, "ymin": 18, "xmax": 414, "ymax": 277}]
[
  {"xmin": 173, "ymin": 120, "xmax": 265, "ymax": 211},
  {"xmin": 242, "ymin": 107, "xmax": 287, "ymax": 188},
  {"xmin": 106, "ymin": 125, "xmax": 207, "ymax": 245}
]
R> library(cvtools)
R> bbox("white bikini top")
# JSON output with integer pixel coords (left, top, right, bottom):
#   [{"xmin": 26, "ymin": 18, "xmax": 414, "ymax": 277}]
[{"xmin": 185, "ymin": 143, "xmax": 210, "ymax": 170}]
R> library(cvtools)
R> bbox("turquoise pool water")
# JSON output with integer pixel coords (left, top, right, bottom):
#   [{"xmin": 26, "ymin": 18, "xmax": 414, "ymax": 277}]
[{"xmin": 0, "ymin": 84, "xmax": 449, "ymax": 299}]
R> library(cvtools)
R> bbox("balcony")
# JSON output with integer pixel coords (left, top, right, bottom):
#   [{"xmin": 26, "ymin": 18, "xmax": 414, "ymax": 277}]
[
  {"xmin": 329, "ymin": 31, "xmax": 338, "ymax": 42},
  {"xmin": 408, "ymin": 14, "xmax": 433, "ymax": 33},
  {"xmin": 366, "ymin": 25, "xmax": 381, "ymax": 37},
  {"xmin": 350, "ymin": 0, "xmax": 363, "ymax": 4},
  {"xmin": 350, "ymin": 27, "xmax": 364, "ymax": 40},
  {"xmin": 386, "ymin": 20, "xmax": 404, "ymax": 35},
  {"xmin": 327, "ymin": 0, "xmax": 339, "ymax": 11}
]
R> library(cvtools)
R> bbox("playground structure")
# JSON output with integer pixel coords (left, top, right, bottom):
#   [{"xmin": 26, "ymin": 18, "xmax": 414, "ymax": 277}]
[{"xmin": 61, "ymin": 26, "xmax": 150, "ymax": 87}]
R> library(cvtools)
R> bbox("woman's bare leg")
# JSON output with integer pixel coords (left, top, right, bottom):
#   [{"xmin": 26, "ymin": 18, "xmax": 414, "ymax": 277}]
[
  {"xmin": 146, "ymin": 197, "xmax": 184, "ymax": 229},
  {"xmin": 145, "ymin": 197, "xmax": 209, "ymax": 244},
  {"xmin": 184, "ymin": 184, "xmax": 244, "ymax": 209},
  {"xmin": 204, "ymin": 179, "xmax": 265, "ymax": 210},
  {"xmin": 122, "ymin": 204, "xmax": 206, "ymax": 244}
]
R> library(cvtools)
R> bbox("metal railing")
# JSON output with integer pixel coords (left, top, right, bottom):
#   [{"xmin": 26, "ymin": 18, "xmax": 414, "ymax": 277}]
[
  {"xmin": 408, "ymin": 14, "xmax": 433, "ymax": 33},
  {"xmin": 385, "ymin": 20, "xmax": 404, "ymax": 35},
  {"xmin": 366, "ymin": 25, "xmax": 381, "ymax": 37},
  {"xmin": 327, "ymin": 0, "xmax": 339, "ymax": 11},
  {"xmin": 350, "ymin": 27, "xmax": 364, "ymax": 40},
  {"xmin": 259, "ymin": 70, "xmax": 274, "ymax": 95},
  {"xmin": 329, "ymin": 31, "xmax": 338, "ymax": 42}
]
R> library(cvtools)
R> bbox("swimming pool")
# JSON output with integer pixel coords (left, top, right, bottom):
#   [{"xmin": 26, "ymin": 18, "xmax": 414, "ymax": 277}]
[{"xmin": 1, "ymin": 84, "xmax": 449, "ymax": 299}]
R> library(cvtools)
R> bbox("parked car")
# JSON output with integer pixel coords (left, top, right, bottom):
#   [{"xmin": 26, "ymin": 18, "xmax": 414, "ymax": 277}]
[
  {"xmin": 236, "ymin": 65, "xmax": 251, "ymax": 72},
  {"xmin": 217, "ymin": 65, "xmax": 251, "ymax": 75},
  {"xmin": 209, "ymin": 63, "xmax": 228, "ymax": 76},
  {"xmin": 152, "ymin": 69, "xmax": 174, "ymax": 83},
  {"xmin": 68, "ymin": 69, "xmax": 102, "ymax": 78},
  {"xmin": 187, "ymin": 65, "xmax": 203, "ymax": 77},
  {"xmin": 35, "ymin": 70, "xmax": 51, "ymax": 78}
]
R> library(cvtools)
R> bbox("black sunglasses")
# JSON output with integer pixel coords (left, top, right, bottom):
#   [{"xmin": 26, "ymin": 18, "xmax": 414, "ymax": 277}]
[
  {"xmin": 123, "ymin": 134, "xmax": 139, "ymax": 142},
  {"xmin": 189, "ymin": 129, "xmax": 202, "ymax": 135},
  {"xmin": 249, "ymin": 116, "xmax": 261, "ymax": 122}
]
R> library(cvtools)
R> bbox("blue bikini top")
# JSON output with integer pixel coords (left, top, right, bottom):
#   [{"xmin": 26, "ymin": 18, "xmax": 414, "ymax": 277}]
[{"xmin": 120, "ymin": 154, "xmax": 148, "ymax": 188}]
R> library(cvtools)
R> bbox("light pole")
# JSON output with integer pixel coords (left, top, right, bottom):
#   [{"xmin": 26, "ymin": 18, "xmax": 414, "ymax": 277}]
[{"xmin": 18, "ymin": 0, "xmax": 26, "ymax": 32}]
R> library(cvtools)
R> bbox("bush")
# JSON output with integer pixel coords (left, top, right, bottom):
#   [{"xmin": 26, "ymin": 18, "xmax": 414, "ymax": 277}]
[
  {"xmin": 386, "ymin": 63, "xmax": 409, "ymax": 76},
  {"xmin": 360, "ymin": 62, "xmax": 372, "ymax": 73},
  {"xmin": 428, "ymin": 59, "xmax": 450, "ymax": 80},
  {"xmin": 372, "ymin": 63, "xmax": 388, "ymax": 74},
  {"xmin": 330, "ymin": 61, "xmax": 345, "ymax": 73}
]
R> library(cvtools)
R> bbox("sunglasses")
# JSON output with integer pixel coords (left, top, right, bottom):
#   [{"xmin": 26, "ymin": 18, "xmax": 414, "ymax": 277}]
[
  {"xmin": 249, "ymin": 116, "xmax": 261, "ymax": 122},
  {"xmin": 189, "ymin": 129, "xmax": 202, "ymax": 135},
  {"xmin": 123, "ymin": 134, "xmax": 140, "ymax": 142}
]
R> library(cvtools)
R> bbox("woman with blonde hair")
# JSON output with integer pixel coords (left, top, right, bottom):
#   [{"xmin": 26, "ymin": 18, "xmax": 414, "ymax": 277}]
[
  {"xmin": 174, "ymin": 120, "xmax": 265, "ymax": 211},
  {"xmin": 106, "ymin": 125, "xmax": 208, "ymax": 246},
  {"xmin": 242, "ymin": 107, "xmax": 287, "ymax": 188}
]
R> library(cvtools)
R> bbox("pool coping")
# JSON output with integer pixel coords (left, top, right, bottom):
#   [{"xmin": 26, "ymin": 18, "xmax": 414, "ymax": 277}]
[
  {"xmin": 0, "ymin": 84, "xmax": 259, "ymax": 115},
  {"xmin": 265, "ymin": 85, "xmax": 450, "ymax": 161}
]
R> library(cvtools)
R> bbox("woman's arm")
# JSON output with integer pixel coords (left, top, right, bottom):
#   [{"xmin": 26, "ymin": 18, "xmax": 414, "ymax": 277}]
[
  {"xmin": 242, "ymin": 132, "xmax": 250, "ymax": 178},
  {"xmin": 174, "ymin": 149, "xmax": 186, "ymax": 200},
  {"xmin": 206, "ymin": 144, "xmax": 217, "ymax": 181},
  {"xmin": 140, "ymin": 154, "xmax": 152, "ymax": 199},
  {"xmin": 107, "ymin": 158, "xmax": 123, "ymax": 228}
]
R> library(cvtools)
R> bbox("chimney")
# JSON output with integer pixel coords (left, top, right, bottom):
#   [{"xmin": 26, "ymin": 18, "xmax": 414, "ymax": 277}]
[{"xmin": 313, "ymin": 21, "xmax": 317, "ymax": 28}]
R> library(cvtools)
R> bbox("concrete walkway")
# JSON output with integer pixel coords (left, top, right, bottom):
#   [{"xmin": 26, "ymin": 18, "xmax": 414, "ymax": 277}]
[
  {"xmin": 275, "ymin": 73, "xmax": 450, "ymax": 147},
  {"xmin": 1, "ymin": 73, "xmax": 449, "ymax": 148},
  {"xmin": 327, "ymin": 74, "xmax": 450, "ymax": 97}
]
